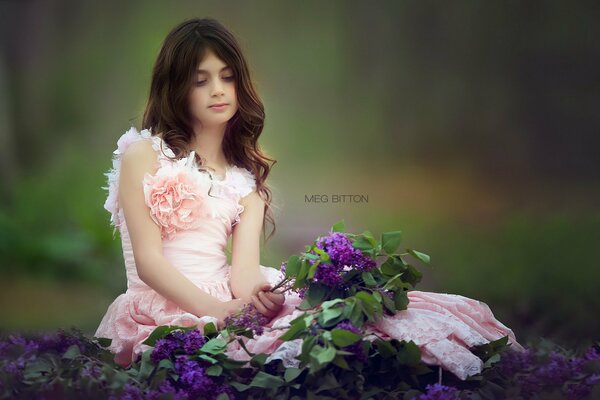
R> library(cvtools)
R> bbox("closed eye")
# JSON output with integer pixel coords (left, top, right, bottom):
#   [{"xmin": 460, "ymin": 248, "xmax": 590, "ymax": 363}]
[{"xmin": 195, "ymin": 76, "xmax": 235, "ymax": 86}]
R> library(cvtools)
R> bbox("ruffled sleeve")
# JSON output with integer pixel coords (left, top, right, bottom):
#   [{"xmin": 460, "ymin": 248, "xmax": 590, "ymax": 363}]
[
  {"xmin": 227, "ymin": 166, "xmax": 257, "ymax": 227},
  {"xmin": 103, "ymin": 127, "xmax": 154, "ymax": 236}
]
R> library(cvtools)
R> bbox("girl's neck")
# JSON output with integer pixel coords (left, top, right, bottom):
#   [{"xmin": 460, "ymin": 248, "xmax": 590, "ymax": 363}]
[{"xmin": 190, "ymin": 123, "xmax": 229, "ymax": 169}]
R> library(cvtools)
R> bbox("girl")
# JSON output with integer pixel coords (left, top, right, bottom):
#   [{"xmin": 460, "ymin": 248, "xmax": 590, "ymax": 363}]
[
  {"xmin": 95, "ymin": 17, "xmax": 288, "ymax": 368},
  {"xmin": 95, "ymin": 17, "xmax": 523, "ymax": 380}
]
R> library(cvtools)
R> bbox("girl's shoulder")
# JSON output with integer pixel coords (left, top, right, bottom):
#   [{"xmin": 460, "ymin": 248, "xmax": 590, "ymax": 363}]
[{"xmin": 113, "ymin": 126, "xmax": 174, "ymax": 161}]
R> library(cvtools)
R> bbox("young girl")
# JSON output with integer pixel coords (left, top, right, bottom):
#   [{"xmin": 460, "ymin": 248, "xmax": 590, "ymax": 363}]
[{"xmin": 95, "ymin": 17, "xmax": 523, "ymax": 380}]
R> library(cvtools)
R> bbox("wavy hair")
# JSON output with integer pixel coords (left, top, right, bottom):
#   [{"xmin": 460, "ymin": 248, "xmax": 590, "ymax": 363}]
[{"xmin": 141, "ymin": 17, "xmax": 277, "ymax": 243}]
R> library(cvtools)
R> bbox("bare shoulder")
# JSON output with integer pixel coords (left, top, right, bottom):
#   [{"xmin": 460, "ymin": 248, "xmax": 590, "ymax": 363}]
[
  {"xmin": 240, "ymin": 189, "xmax": 265, "ymax": 209},
  {"xmin": 121, "ymin": 139, "xmax": 157, "ymax": 167}
]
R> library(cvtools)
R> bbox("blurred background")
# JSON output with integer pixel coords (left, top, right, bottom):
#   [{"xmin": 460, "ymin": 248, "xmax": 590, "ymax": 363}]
[{"xmin": 0, "ymin": 0, "xmax": 598, "ymax": 349}]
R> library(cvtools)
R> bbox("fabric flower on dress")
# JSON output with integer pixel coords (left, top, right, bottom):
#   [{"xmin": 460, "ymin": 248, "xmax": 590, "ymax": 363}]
[{"xmin": 143, "ymin": 159, "xmax": 212, "ymax": 240}]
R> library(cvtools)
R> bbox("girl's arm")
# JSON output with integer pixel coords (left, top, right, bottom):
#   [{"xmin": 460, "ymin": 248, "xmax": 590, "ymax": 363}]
[
  {"xmin": 119, "ymin": 140, "xmax": 243, "ymax": 320},
  {"xmin": 229, "ymin": 189, "xmax": 270, "ymax": 302}
]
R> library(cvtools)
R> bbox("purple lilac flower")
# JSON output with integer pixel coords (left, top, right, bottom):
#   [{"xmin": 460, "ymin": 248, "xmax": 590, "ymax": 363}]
[
  {"xmin": 314, "ymin": 232, "xmax": 376, "ymax": 272},
  {"xmin": 335, "ymin": 321, "xmax": 367, "ymax": 362},
  {"xmin": 151, "ymin": 337, "xmax": 179, "ymax": 364},
  {"xmin": 150, "ymin": 329, "xmax": 207, "ymax": 364},
  {"xmin": 118, "ymin": 383, "xmax": 144, "ymax": 400},
  {"xmin": 224, "ymin": 304, "xmax": 269, "ymax": 336},
  {"xmin": 415, "ymin": 383, "xmax": 459, "ymax": 400},
  {"xmin": 172, "ymin": 356, "xmax": 234, "ymax": 399},
  {"xmin": 313, "ymin": 262, "xmax": 344, "ymax": 287},
  {"xmin": 182, "ymin": 329, "xmax": 206, "ymax": 354},
  {"xmin": 535, "ymin": 352, "xmax": 572, "ymax": 385},
  {"xmin": 36, "ymin": 330, "xmax": 85, "ymax": 354},
  {"xmin": 146, "ymin": 379, "xmax": 188, "ymax": 400},
  {"xmin": 496, "ymin": 348, "xmax": 536, "ymax": 376},
  {"xmin": 587, "ymin": 373, "xmax": 600, "ymax": 385},
  {"xmin": 566, "ymin": 382, "xmax": 592, "ymax": 400},
  {"xmin": 584, "ymin": 347, "xmax": 600, "ymax": 362}
]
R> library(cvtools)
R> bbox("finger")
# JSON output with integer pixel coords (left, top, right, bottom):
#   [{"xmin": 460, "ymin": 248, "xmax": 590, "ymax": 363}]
[
  {"xmin": 261, "ymin": 283, "xmax": 272, "ymax": 292},
  {"xmin": 251, "ymin": 295, "xmax": 271, "ymax": 316},
  {"xmin": 265, "ymin": 291, "xmax": 285, "ymax": 305},
  {"xmin": 258, "ymin": 291, "xmax": 276, "ymax": 310}
]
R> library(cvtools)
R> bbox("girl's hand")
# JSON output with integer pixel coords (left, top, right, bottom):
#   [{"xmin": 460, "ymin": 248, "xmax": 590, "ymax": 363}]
[
  {"xmin": 250, "ymin": 283, "xmax": 285, "ymax": 319},
  {"xmin": 214, "ymin": 298, "xmax": 246, "ymax": 329}
]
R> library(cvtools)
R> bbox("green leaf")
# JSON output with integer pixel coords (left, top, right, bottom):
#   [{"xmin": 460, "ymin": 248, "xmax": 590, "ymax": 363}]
[
  {"xmin": 484, "ymin": 353, "xmax": 501, "ymax": 368},
  {"xmin": 22, "ymin": 358, "xmax": 53, "ymax": 380},
  {"xmin": 284, "ymin": 367, "xmax": 303, "ymax": 382},
  {"xmin": 203, "ymin": 322, "xmax": 217, "ymax": 336},
  {"xmin": 321, "ymin": 298, "xmax": 345, "ymax": 309},
  {"xmin": 402, "ymin": 264, "xmax": 423, "ymax": 286},
  {"xmin": 62, "ymin": 344, "xmax": 81, "ymax": 360},
  {"xmin": 331, "ymin": 329, "xmax": 362, "ymax": 347},
  {"xmin": 331, "ymin": 220, "xmax": 346, "ymax": 232},
  {"xmin": 142, "ymin": 325, "xmax": 189, "ymax": 346},
  {"xmin": 352, "ymin": 235, "xmax": 373, "ymax": 251},
  {"xmin": 137, "ymin": 349, "xmax": 154, "ymax": 381},
  {"xmin": 374, "ymin": 339, "xmax": 396, "ymax": 358},
  {"xmin": 361, "ymin": 271, "xmax": 377, "ymax": 286},
  {"xmin": 94, "ymin": 337, "xmax": 112, "ymax": 348},
  {"xmin": 395, "ymin": 340, "xmax": 422, "ymax": 366},
  {"xmin": 407, "ymin": 248, "xmax": 430, "ymax": 264},
  {"xmin": 394, "ymin": 290, "xmax": 409, "ymax": 311},
  {"xmin": 157, "ymin": 358, "xmax": 174, "ymax": 370},
  {"xmin": 380, "ymin": 256, "xmax": 407, "ymax": 276},
  {"xmin": 200, "ymin": 338, "xmax": 227, "ymax": 355},
  {"xmin": 199, "ymin": 354, "xmax": 218, "ymax": 363},
  {"xmin": 285, "ymin": 255, "xmax": 301, "ymax": 278},
  {"xmin": 320, "ymin": 307, "xmax": 344, "ymax": 326},
  {"xmin": 249, "ymin": 371, "xmax": 285, "ymax": 388},
  {"xmin": 311, "ymin": 345, "xmax": 336, "ymax": 365},
  {"xmin": 206, "ymin": 364, "xmax": 223, "ymax": 376},
  {"xmin": 251, "ymin": 353, "xmax": 268, "ymax": 368},
  {"xmin": 279, "ymin": 318, "xmax": 307, "ymax": 341},
  {"xmin": 307, "ymin": 260, "xmax": 320, "ymax": 280},
  {"xmin": 306, "ymin": 284, "xmax": 327, "ymax": 307},
  {"xmin": 332, "ymin": 355, "xmax": 350, "ymax": 369},
  {"xmin": 229, "ymin": 381, "xmax": 249, "ymax": 392},
  {"xmin": 297, "ymin": 259, "xmax": 311, "ymax": 283},
  {"xmin": 381, "ymin": 231, "xmax": 402, "ymax": 254}
]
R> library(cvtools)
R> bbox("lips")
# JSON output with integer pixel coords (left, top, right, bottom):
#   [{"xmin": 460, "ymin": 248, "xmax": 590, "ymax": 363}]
[{"xmin": 209, "ymin": 103, "xmax": 228, "ymax": 108}]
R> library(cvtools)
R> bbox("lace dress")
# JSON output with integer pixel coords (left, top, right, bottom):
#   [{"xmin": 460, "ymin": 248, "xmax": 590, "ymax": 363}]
[{"xmin": 94, "ymin": 127, "xmax": 524, "ymax": 380}]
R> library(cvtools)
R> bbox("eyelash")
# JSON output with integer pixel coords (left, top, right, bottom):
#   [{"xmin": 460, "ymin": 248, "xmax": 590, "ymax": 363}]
[{"xmin": 195, "ymin": 76, "xmax": 235, "ymax": 86}]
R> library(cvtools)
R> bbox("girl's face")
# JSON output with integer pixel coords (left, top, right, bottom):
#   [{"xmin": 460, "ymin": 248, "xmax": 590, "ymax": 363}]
[{"xmin": 188, "ymin": 49, "xmax": 238, "ymax": 128}]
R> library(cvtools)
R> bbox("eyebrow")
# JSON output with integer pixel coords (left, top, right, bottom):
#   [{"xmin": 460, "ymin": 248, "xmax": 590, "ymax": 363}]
[{"xmin": 197, "ymin": 66, "xmax": 232, "ymax": 74}]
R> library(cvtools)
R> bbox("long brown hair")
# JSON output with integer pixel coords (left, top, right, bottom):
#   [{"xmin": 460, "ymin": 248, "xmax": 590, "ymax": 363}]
[{"xmin": 142, "ymin": 18, "xmax": 276, "ymax": 243}]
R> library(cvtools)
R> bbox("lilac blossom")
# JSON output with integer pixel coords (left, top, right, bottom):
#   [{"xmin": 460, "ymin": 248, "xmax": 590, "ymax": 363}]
[
  {"xmin": 415, "ymin": 383, "xmax": 459, "ymax": 400},
  {"xmin": 308, "ymin": 231, "xmax": 376, "ymax": 287},
  {"xmin": 172, "ymin": 356, "xmax": 234, "ymax": 399},
  {"xmin": 224, "ymin": 304, "xmax": 269, "ymax": 336},
  {"xmin": 150, "ymin": 329, "xmax": 207, "ymax": 364},
  {"xmin": 314, "ymin": 231, "xmax": 376, "ymax": 272}
]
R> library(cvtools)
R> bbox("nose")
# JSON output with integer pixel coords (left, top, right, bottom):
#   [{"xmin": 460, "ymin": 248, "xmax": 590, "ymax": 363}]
[{"xmin": 210, "ymin": 80, "xmax": 225, "ymax": 97}]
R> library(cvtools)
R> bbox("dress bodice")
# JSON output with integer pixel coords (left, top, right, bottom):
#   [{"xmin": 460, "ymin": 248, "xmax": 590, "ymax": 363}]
[{"xmin": 102, "ymin": 126, "xmax": 257, "ymax": 290}]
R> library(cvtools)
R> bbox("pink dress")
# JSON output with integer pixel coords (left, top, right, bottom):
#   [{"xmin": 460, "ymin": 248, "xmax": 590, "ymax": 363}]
[{"xmin": 95, "ymin": 127, "xmax": 524, "ymax": 380}]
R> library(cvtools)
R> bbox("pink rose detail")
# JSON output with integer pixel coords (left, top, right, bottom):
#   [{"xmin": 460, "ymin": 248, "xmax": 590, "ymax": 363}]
[{"xmin": 143, "ymin": 163, "xmax": 211, "ymax": 240}]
